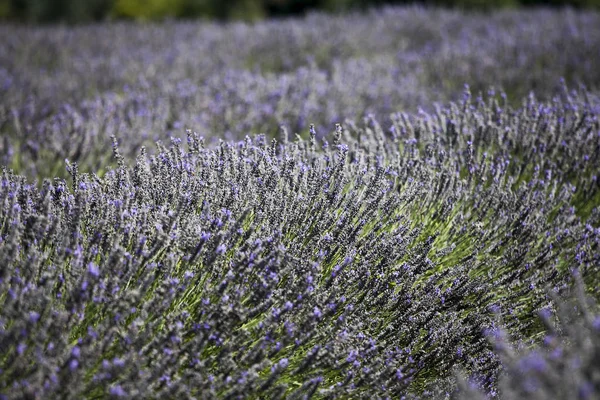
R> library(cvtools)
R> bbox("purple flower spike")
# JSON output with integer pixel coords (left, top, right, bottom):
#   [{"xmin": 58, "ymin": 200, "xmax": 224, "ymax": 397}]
[
  {"xmin": 313, "ymin": 307, "xmax": 322, "ymax": 318},
  {"xmin": 109, "ymin": 385, "xmax": 127, "ymax": 397},
  {"xmin": 88, "ymin": 262, "xmax": 100, "ymax": 278}
]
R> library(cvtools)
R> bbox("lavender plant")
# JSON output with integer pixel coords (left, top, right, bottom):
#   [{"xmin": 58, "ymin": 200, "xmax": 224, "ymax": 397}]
[{"xmin": 1, "ymin": 82, "xmax": 599, "ymax": 397}]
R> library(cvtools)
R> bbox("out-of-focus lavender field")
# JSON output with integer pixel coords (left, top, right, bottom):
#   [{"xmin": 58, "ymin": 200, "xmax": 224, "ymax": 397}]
[
  {"xmin": 1, "ymin": 7, "xmax": 599, "ymax": 179},
  {"xmin": 1, "ymin": 6, "xmax": 600, "ymax": 400}
]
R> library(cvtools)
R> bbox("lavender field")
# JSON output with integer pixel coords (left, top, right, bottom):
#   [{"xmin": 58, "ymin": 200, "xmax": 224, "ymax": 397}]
[{"xmin": 1, "ymin": 6, "xmax": 600, "ymax": 399}]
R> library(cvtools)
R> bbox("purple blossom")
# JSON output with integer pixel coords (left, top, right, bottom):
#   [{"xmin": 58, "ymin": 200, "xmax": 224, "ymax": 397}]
[
  {"xmin": 313, "ymin": 307, "xmax": 322, "ymax": 318},
  {"xmin": 87, "ymin": 262, "xmax": 100, "ymax": 278},
  {"xmin": 28, "ymin": 311, "xmax": 40, "ymax": 323},
  {"xmin": 216, "ymin": 244, "xmax": 227, "ymax": 255},
  {"xmin": 109, "ymin": 385, "xmax": 127, "ymax": 397}
]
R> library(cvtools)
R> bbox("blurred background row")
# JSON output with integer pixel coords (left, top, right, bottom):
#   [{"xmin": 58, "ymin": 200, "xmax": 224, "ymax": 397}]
[{"xmin": 1, "ymin": 0, "xmax": 599, "ymax": 23}]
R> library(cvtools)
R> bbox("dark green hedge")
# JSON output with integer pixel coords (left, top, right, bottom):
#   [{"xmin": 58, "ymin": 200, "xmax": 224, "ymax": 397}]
[{"xmin": 1, "ymin": 0, "xmax": 599, "ymax": 23}]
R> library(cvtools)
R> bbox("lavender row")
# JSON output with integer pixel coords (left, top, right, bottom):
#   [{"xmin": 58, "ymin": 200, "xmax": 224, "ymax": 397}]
[{"xmin": 1, "ymin": 7, "xmax": 600, "ymax": 179}]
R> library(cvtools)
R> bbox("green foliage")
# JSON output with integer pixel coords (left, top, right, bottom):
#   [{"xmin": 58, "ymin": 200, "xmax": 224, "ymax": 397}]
[
  {"xmin": 0, "ymin": 0, "xmax": 10, "ymax": 18},
  {"xmin": 112, "ymin": 0, "xmax": 185, "ymax": 19}
]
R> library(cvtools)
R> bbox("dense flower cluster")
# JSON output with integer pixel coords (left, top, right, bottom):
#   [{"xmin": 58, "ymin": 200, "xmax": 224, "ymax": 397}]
[{"xmin": 1, "ymin": 5, "xmax": 600, "ymax": 400}]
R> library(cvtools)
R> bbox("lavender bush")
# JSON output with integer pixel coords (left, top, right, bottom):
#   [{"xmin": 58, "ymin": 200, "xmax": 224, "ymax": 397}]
[
  {"xmin": 1, "ymin": 5, "xmax": 600, "ymax": 399},
  {"xmin": 1, "ymin": 85, "xmax": 600, "ymax": 398}
]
